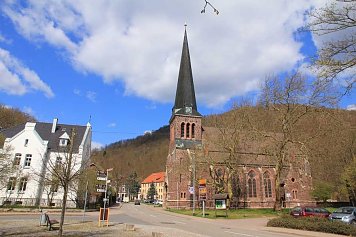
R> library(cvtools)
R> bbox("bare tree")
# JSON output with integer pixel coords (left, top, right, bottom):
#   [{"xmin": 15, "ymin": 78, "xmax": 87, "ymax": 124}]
[
  {"xmin": 0, "ymin": 143, "xmax": 13, "ymax": 190},
  {"xmin": 307, "ymin": 0, "xmax": 356, "ymax": 93},
  {"xmin": 35, "ymin": 128, "xmax": 89, "ymax": 237},
  {"xmin": 341, "ymin": 128, "xmax": 356, "ymax": 205},
  {"xmin": 205, "ymin": 111, "xmax": 245, "ymax": 201},
  {"xmin": 257, "ymin": 72, "xmax": 337, "ymax": 211}
]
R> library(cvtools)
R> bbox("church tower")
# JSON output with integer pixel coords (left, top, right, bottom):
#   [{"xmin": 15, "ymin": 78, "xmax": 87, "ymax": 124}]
[
  {"xmin": 169, "ymin": 27, "xmax": 202, "ymax": 150},
  {"xmin": 165, "ymin": 27, "xmax": 202, "ymax": 208}
]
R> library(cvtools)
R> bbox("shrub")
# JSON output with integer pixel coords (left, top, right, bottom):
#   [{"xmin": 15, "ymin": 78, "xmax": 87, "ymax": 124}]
[{"xmin": 267, "ymin": 216, "xmax": 356, "ymax": 236}]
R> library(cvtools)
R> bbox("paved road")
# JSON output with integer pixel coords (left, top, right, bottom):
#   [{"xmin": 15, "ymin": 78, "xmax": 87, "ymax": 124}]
[
  {"xmin": 94, "ymin": 204, "xmax": 343, "ymax": 237},
  {"xmin": 0, "ymin": 204, "xmax": 345, "ymax": 237}
]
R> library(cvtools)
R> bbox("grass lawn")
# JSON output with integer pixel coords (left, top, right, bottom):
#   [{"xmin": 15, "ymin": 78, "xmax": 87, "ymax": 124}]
[{"xmin": 168, "ymin": 208, "xmax": 290, "ymax": 219}]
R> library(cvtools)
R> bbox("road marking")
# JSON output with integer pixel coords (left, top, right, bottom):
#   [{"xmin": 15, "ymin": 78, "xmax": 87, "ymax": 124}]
[
  {"xmin": 149, "ymin": 214, "xmax": 157, "ymax": 218},
  {"xmin": 224, "ymin": 231, "xmax": 257, "ymax": 237}
]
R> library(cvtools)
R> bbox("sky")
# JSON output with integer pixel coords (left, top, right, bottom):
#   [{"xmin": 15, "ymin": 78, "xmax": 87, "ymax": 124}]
[{"xmin": 0, "ymin": 0, "xmax": 354, "ymax": 149}]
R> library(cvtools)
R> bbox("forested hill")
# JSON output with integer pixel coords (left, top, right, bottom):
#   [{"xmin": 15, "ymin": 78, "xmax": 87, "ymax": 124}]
[
  {"xmin": 91, "ymin": 125, "xmax": 170, "ymax": 182},
  {"xmin": 92, "ymin": 106, "xmax": 355, "ymax": 201},
  {"xmin": 0, "ymin": 104, "xmax": 36, "ymax": 130},
  {"xmin": 0, "ymin": 104, "xmax": 36, "ymax": 145}
]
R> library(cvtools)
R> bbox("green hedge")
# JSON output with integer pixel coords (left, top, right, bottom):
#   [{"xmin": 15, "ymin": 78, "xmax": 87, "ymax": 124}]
[{"xmin": 267, "ymin": 215, "xmax": 356, "ymax": 236}]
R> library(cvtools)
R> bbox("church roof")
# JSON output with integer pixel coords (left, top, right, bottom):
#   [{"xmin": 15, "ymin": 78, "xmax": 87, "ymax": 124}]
[{"xmin": 172, "ymin": 28, "xmax": 201, "ymax": 118}]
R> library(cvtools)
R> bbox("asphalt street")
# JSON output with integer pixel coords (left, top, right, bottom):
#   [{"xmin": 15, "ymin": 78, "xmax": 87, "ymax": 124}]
[{"xmin": 0, "ymin": 204, "xmax": 346, "ymax": 237}]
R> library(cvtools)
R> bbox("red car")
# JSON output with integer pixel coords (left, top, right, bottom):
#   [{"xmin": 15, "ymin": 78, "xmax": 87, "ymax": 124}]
[{"xmin": 290, "ymin": 206, "xmax": 331, "ymax": 218}]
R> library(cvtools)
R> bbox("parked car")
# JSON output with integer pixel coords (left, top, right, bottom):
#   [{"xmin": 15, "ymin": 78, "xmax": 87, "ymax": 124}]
[
  {"xmin": 329, "ymin": 207, "xmax": 356, "ymax": 225},
  {"xmin": 134, "ymin": 200, "xmax": 140, "ymax": 205},
  {"xmin": 153, "ymin": 200, "xmax": 163, "ymax": 205},
  {"xmin": 290, "ymin": 206, "xmax": 330, "ymax": 218}
]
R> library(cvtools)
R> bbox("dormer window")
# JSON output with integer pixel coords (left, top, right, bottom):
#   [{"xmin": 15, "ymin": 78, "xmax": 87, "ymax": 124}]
[
  {"xmin": 59, "ymin": 139, "xmax": 68, "ymax": 147},
  {"xmin": 59, "ymin": 132, "xmax": 70, "ymax": 147}
]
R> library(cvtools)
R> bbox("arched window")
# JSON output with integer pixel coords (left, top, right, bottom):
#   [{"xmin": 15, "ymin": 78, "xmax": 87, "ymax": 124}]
[
  {"xmin": 186, "ymin": 123, "xmax": 190, "ymax": 138},
  {"xmin": 248, "ymin": 171, "xmax": 257, "ymax": 198},
  {"xmin": 263, "ymin": 172, "xmax": 272, "ymax": 198},
  {"xmin": 181, "ymin": 123, "xmax": 185, "ymax": 138},
  {"xmin": 292, "ymin": 189, "xmax": 298, "ymax": 200},
  {"xmin": 192, "ymin": 123, "xmax": 195, "ymax": 138}
]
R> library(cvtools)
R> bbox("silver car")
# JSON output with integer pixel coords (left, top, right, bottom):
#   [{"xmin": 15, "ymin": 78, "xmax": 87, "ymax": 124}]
[{"xmin": 329, "ymin": 206, "xmax": 356, "ymax": 225}]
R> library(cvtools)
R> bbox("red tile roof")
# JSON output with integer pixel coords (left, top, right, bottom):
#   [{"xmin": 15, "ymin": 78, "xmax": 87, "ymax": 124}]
[{"xmin": 142, "ymin": 172, "xmax": 165, "ymax": 184}]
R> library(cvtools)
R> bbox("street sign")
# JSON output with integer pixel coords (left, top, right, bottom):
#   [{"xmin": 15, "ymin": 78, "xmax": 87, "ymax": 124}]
[
  {"xmin": 96, "ymin": 184, "xmax": 106, "ymax": 192},
  {"xmin": 199, "ymin": 179, "xmax": 206, "ymax": 186},
  {"xmin": 96, "ymin": 171, "xmax": 107, "ymax": 181},
  {"xmin": 199, "ymin": 187, "xmax": 207, "ymax": 194},
  {"xmin": 199, "ymin": 179, "xmax": 207, "ymax": 200},
  {"xmin": 188, "ymin": 186, "xmax": 194, "ymax": 194}
]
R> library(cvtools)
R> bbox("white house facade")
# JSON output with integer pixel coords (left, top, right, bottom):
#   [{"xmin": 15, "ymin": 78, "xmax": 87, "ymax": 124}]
[{"xmin": 0, "ymin": 118, "xmax": 91, "ymax": 207}]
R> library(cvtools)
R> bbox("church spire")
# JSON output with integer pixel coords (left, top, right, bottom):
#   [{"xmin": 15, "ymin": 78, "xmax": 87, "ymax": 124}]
[{"xmin": 172, "ymin": 26, "xmax": 201, "ymax": 117}]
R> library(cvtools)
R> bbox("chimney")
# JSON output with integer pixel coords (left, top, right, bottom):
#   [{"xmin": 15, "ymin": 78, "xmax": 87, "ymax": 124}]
[{"xmin": 51, "ymin": 118, "xmax": 58, "ymax": 133}]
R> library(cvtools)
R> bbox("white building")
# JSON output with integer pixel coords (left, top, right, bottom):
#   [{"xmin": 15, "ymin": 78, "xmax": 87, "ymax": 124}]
[{"xmin": 0, "ymin": 118, "xmax": 91, "ymax": 207}]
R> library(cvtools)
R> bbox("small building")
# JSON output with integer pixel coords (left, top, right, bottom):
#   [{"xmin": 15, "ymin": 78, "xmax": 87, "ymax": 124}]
[
  {"xmin": 141, "ymin": 172, "xmax": 165, "ymax": 201},
  {"xmin": 117, "ymin": 184, "xmax": 129, "ymax": 202},
  {"xmin": 0, "ymin": 118, "xmax": 91, "ymax": 207}
]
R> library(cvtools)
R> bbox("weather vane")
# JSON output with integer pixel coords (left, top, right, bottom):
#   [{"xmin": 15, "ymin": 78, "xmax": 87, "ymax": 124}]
[{"xmin": 201, "ymin": 0, "xmax": 219, "ymax": 15}]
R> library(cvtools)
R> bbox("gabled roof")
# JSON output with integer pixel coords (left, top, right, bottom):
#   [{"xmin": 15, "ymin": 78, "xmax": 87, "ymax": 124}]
[
  {"xmin": 1, "ymin": 121, "xmax": 90, "ymax": 153},
  {"xmin": 142, "ymin": 172, "xmax": 165, "ymax": 184},
  {"xmin": 172, "ymin": 28, "xmax": 201, "ymax": 118}
]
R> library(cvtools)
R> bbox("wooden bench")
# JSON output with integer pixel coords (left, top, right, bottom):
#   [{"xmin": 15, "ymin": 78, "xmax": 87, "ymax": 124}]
[{"xmin": 45, "ymin": 214, "xmax": 59, "ymax": 230}]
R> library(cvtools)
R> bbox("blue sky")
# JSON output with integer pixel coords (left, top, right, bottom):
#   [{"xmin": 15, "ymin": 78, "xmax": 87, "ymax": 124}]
[{"xmin": 0, "ymin": 1, "xmax": 354, "ymax": 148}]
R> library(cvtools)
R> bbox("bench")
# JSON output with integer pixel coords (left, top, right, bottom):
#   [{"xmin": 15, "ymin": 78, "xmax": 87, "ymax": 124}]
[{"xmin": 45, "ymin": 213, "xmax": 59, "ymax": 230}]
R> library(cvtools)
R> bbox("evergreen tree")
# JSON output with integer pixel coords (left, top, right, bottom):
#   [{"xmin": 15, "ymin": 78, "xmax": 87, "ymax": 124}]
[
  {"xmin": 127, "ymin": 172, "xmax": 140, "ymax": 199},
  {"xmin": 147, "ymin": 182, "xmax": 157, "ymax": 202}
]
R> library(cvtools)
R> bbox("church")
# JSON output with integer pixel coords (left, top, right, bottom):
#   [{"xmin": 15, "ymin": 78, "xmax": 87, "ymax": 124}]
[{"xmin": 165, "ymin": 28, "xmax": 314, "ymax": 209}]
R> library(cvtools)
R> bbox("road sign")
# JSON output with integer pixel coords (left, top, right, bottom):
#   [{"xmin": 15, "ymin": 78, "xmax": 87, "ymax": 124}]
[
  {"xmin": 96, "ymin": 184, "xmax": 106, "ymax": 192},
  {"xmin": 199, "ymin": 187, "xmax": 207, "ymax": 194},
  {"xmin": 199, "ymin": 179, "xmax": 207, "ymax": 200},
  {"xmin": 96, "ymin": 171, "xmax": 107, "ymax": 181},
  {"xmin": 199, "ymin": 179, "xmax": 206, "ymax": 186},
  {"xmin": 188, "ymin": 186, "xmax": 194, "ymax": 194}
]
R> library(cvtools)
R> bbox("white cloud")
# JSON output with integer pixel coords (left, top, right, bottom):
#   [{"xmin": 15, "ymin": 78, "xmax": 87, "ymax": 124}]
[
  {"xmin": 73, "ymin": 89, "xmax": 81, "ymax": 96},
  {"xmin": 0, "ymin": 33, "xmax": 11, "ymax": 44},
  {"xmin": 347, "ymin": 104, "xmax": 356, "ymax": 111},
  {"xmin": 86, "ymin": 91, "xmax": 96, "ymax": 102},
  {"xmin": 0, "ymin": 47, "xmax": 54, "ymax": 97},
  {"xmin": 91, "ymin": 141, "xmax": 104, "ymax": 150},
  {"xmin": 23, "ymin": 106, "xmax": 35, "ymax": 116},
  {"xmin": 2, "ymin": 0, "xmax": 328, "ymax": 107},
  {"xmin": 107, "ymin": 123, "xmax": 116, "ymax": 128}
]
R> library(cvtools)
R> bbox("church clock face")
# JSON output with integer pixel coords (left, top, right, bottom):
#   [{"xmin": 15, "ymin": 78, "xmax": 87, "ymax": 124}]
[{"xmin": 185, "ymin": 107, "xmax": 192, "ymax": 114}]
